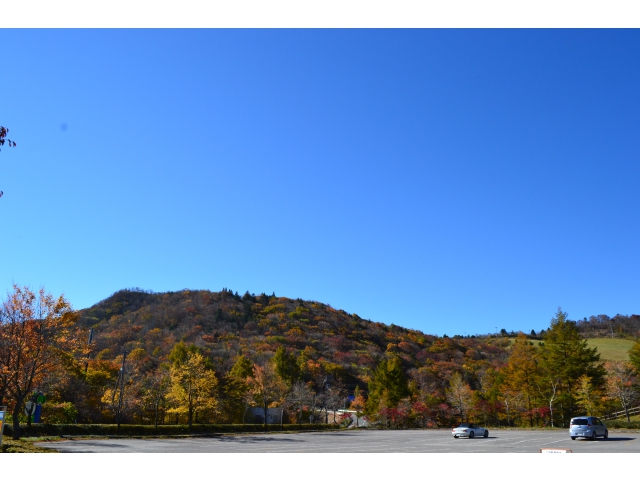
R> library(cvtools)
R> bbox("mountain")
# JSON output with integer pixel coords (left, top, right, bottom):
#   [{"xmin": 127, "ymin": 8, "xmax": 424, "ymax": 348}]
[{"xmin": 78, "ymin": 287, "xmax": 511, "ymax": 391}]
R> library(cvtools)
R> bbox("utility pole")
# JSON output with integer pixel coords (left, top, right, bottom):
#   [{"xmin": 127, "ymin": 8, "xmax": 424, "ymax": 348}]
[
  {"xmin": 317, "ymin": 376, "xmax": 330, "ymax": 424},
  {"xmin": 323, "ymin": 378, "xmax": 328, "ymax": 424},
  {"xmin": 116, "ymin": 350, "xmax": 127, "ymax": 431},
  {"xmin": 154, "ymin": 396, "xmax": 160, "ymax": 429},
  {"xmin": 85, "ymin": 327, "xmax": 94, "ymax": 373}
]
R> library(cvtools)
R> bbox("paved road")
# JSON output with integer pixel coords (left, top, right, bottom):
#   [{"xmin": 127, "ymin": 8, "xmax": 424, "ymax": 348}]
[{"xmin": 35, "ymin": 429, "xmax": 640, "ymax": 453}]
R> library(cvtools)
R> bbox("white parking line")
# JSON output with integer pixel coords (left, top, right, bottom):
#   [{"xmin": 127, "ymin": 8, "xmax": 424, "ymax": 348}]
[
  {"xmin": 538, "ymin": 439, "xmax": 575, "ymax": 446},
  {"xmin": 505, "ymin": 439, "xmax": 531, "ymax": 445}
]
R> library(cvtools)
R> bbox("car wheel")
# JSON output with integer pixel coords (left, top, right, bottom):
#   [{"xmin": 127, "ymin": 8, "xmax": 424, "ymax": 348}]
[
  {"xmin": 570, "ymin": 437, "xmax": 576, "ymax": 440},
  {"xmin": 591, "ymin": 432, "xmax": 597, "ymax": 441},
  {"xmin": 483, "ymin": 430, "xmax": 489, "ymax": 438},
  {"xmin": 604, "ymin": 430, "xmax": 608, "ymax": 439},
  {"xmin": 469, "ymin": 431, "xmax": 475, "ymax": 439}
]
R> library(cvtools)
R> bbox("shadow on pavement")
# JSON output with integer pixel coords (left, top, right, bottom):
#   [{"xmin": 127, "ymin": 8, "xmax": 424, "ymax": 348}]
[
  {"xmin": 206, "ymin": 436, "xmax": 300, "ymax": 443},
  {"xmin": 62, "ymin": 442, "xmax": 130, "ymax": 448},
  {"xmin": 201, "ymin": 431, "xmax": 360, "ymax": 442},
  {"xmin": 55, "ymin": 450, "xmax": 97, "ymax": 453},
  {"xmin": 572, "ymin": 437, "xmax": 635, "ymax": 442}
]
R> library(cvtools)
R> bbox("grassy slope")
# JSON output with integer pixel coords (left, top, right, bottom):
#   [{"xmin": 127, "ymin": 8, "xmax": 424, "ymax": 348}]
[
  {"xmin": 585, "ymin": 338, "xmax": 635, "ymax": 362},
  {"xmin": 509, "ymin": 337, "xmax": 635, "ymax": 361}
]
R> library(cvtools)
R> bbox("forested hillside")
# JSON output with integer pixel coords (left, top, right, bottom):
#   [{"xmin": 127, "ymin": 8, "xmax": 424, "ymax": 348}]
[
  {"xmin": 79, "ymin": 289, "xmax": 508, "ymax": 393},
  {"xmin": 4, "ymin": 286, "xmax": 640, "ymax": 432},
  {"xmin": 26, "ymin": 287, "xmax": 508, "ymax": 426}
]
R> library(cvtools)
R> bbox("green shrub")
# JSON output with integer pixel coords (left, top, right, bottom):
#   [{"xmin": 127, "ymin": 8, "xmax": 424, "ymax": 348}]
[
  {"xmin": 43, "ymin": 402, "xmax": 78, "ymax": 424},
  {"xmin": 603, "ymin": 419, "xmax": 640, "ymax": 429},
  {"xmin": 2, "ymin": 423, "xmax": 341, "ymax": 438}
]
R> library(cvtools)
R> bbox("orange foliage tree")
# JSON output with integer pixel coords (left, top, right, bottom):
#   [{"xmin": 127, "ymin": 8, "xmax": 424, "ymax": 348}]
[
  {"xmin": 245, "ymin": 363, "xmax": 288, "ymax": 427},
  {"xmin": 0, "ymin": 285, "xmax": 83, "ymax": 439},
  {"xmin": 499, "ymin": 333, "xmax": 539, "ymax": 426},
  {"xmin": 350, "ymin": 385, "xmax": 366, "ymax": 427}
]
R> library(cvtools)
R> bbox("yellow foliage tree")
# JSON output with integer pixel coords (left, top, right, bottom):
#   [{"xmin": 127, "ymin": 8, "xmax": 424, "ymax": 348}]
[
  {"xmin": 166, "ymin": 351, "xmax": 218, "ymax": 427},
  {"xmin": 574, "ymin": 374, "xmax": 599, "ymax": 416},
  {"xmin": 500, "ymin": 333, "xmax": 539, "ymax": 426}
]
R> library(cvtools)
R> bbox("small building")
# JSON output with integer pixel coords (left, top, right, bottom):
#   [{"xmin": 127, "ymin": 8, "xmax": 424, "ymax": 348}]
[
  {"xmin": 330, "ymin": 409, "xmax": 371, "ymax": 427},
  {"xmin": 246, "ymin": 407, "xmax": 283, "ymax": 425}
]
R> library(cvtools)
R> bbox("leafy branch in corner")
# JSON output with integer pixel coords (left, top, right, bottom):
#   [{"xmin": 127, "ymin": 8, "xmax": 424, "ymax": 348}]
[
  {"xmin": 0, "ymin": 125, "xmax": 17, "ymax": 198},
  {"xmin": 0, "ymin": 126, "xmax": 16, "ymax": 150}
]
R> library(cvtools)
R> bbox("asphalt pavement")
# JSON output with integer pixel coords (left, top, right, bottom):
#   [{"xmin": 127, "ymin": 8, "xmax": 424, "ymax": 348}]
[{"xmin": 34, "ymin": 428, "xmax": 640, "ymax": 453}]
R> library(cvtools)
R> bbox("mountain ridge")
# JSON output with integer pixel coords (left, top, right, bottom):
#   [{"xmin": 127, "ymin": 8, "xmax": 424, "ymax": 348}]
[{"xmin": 78, "ymin": 287, "xmax": 511, "ymax": 393}]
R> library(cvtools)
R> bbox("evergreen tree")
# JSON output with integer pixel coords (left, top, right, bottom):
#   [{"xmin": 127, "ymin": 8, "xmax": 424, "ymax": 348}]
[
  {"xmin": 218, "ymin": 373, "xmax": 249, "ymax": 424},
  {"xmin": 273, "ymin": 346, "xmax": 301, "ymax": 385},
  {"xmin": 219, "ymin": 355, "xmax": 254, "ymax": 423},
  {"xmin": 366, "ymin": 357, "xmax": 409, "ymax": 415},
  {"xmin": 478, "ymin": 368, "xmax": 502, "ymax": 426},
  {"xmin": 538, "ymin": 308, "xmax": 605, "ymax": 425},
  {"xmin": 230, "ymin": 355, "xmax": 253, "ymax": 380},
  {"xmin": 169, "ymin": 341, "xmax": 189, "ymax": 365}
]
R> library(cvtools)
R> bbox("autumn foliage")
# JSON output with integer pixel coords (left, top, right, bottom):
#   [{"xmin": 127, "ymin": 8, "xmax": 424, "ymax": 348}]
[
  {"xmin": 2, "ymin": 286, "xmax": 639, "ymax": 433},
  {"xmin": 0, "ymin": 285, "xmax": 83, "ymax": 438}
]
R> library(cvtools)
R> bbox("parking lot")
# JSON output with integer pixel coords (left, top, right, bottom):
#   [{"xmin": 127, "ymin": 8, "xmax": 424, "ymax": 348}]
[{"xmin": 35, "ymin": 428, "xmax": 640, "ymax": 453}]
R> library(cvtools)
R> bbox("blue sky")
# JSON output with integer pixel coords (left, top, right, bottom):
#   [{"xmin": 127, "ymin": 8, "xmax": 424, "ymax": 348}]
[{"xmin": 1, "ymin": 29, "xmax": 639, "ymax": 336}]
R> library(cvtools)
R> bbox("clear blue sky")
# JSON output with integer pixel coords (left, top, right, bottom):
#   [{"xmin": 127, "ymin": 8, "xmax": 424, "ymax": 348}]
[{"xmin": 2, "ymin": 29, "xmax": 639, "ymax": 336}]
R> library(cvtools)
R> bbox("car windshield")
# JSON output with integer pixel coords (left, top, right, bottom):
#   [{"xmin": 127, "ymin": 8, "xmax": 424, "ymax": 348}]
[
  {"xmin": 458, "ymin": 423, "xmax": 470, "ymax": 428},
  {"xmin": 571, "ymin": 419, "xmax": 588, "ymax": 425}
]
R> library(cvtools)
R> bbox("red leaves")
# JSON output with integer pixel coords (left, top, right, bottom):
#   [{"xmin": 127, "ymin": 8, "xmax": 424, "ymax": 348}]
[
  {"xmin": 0, "ymin": 126, "xmax": 17, "ymax": 149},
  {"xmin": 1, "ymin": 125, "xmax": 16, "ymax": 198}
]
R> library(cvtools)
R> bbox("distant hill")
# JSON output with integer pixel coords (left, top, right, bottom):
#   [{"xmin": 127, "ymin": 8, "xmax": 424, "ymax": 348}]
[
  {"xmin": 78, "ymin": 288, "xmax": 511, "ymax": 393},
  {"xmin": 574, "ymin": 314, "xmax": 640, "ymax": 338}
]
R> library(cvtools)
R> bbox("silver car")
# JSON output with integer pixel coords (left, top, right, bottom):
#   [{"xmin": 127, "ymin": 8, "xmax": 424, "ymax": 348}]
[
  {"xmin": 452, "ymin": 423, "xmax": 489, "ymax": 439},
  {"xmin": 569, "ymin": 416, "xmax": 608, "ymax": 440}
]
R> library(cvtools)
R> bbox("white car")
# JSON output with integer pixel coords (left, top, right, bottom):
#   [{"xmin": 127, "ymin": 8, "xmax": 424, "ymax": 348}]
[{"xmin": 452, "ymin": 423, "xmax": 489, "ymax": 439}]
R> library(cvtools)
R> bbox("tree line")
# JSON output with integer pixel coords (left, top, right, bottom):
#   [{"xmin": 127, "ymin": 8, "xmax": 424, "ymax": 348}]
[
  {"xmin": 2, "ymin": 285, "xmax": 640, "ymax": 439},
  {"xmin": 440, "ymin": 309, "xmax": 640, "ymax": 428}
]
